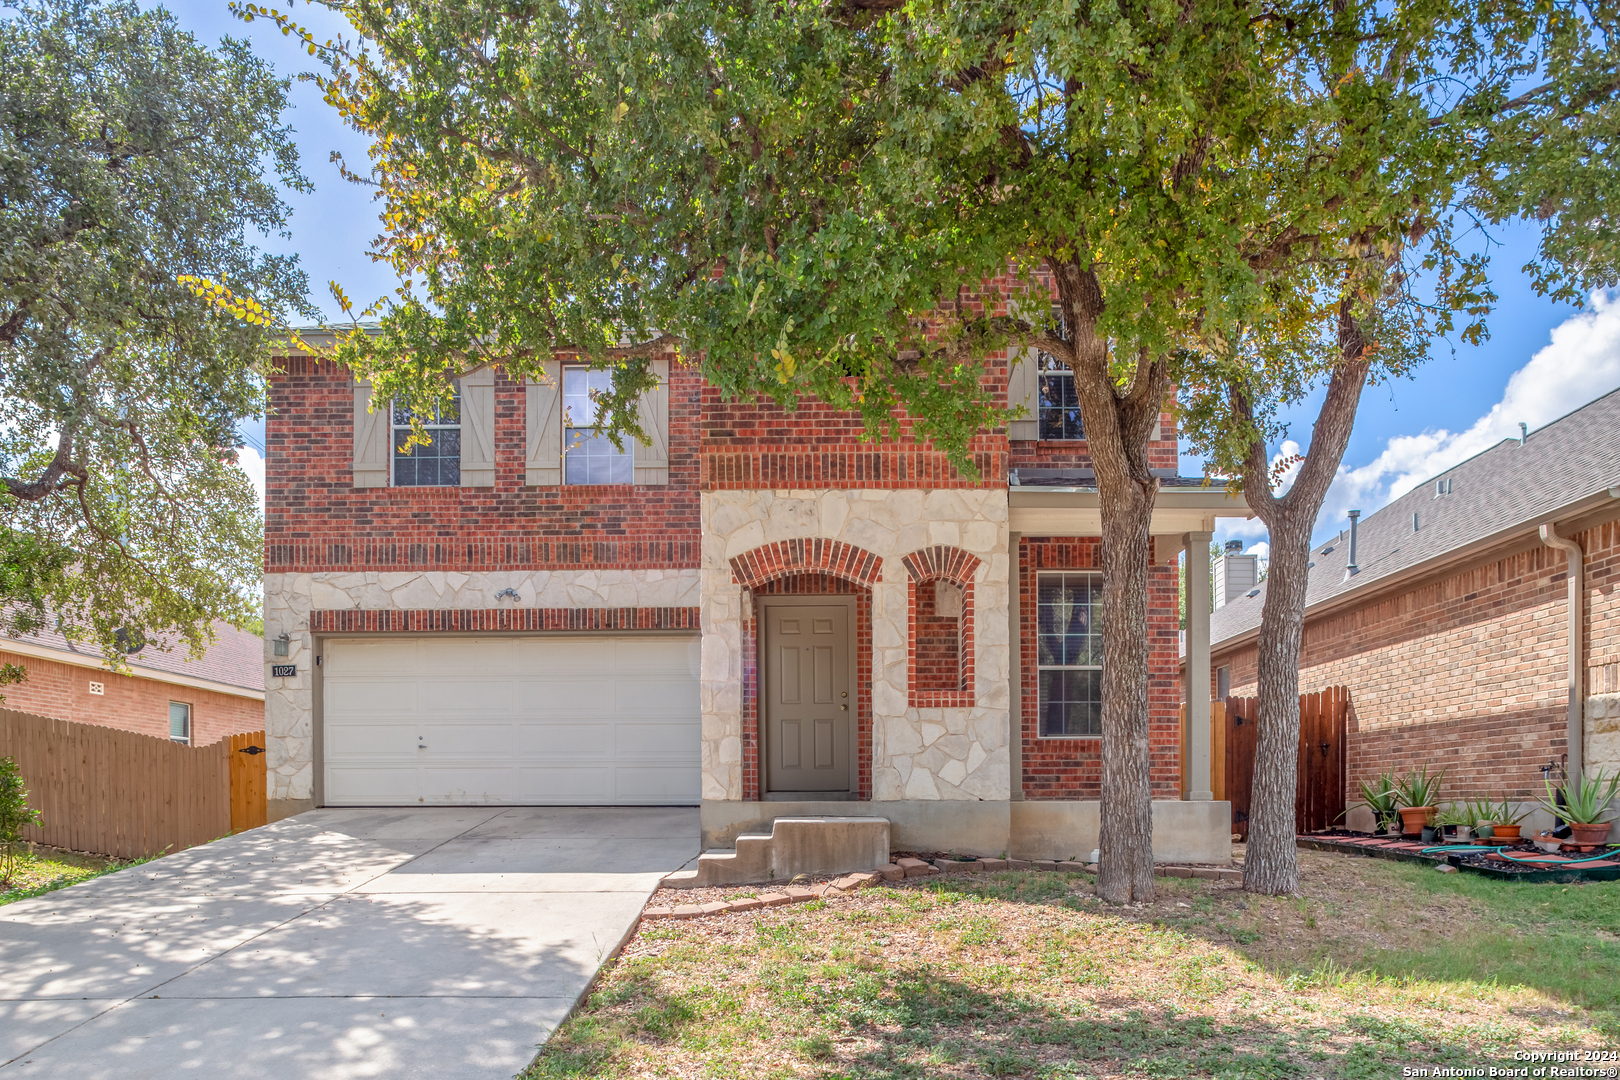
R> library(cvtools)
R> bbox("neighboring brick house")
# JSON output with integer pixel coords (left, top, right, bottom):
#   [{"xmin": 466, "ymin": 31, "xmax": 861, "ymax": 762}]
[
  {"xmin": 1, "ymin": 621, "xmax": 264, "ymax": 746},
  {"xmin": 263, "ymin": 291, "xmax": 1248, "ymax": 858},
  {"xmin": 1206, "ymin": 387, "xmax": 1620, "ymax": 820}
]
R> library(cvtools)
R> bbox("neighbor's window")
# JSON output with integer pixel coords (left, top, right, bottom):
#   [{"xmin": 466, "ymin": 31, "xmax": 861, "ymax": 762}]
[
  {"xmin": 1038, "ymin": 352, "xmax": 1084, "ymax": 441},
  {"xmin": 392, "ymin": 388, "xmax": 461, "ymax": 487},
  {"xmin": 1037, "ymin": 572, "xmax": 1103, "ymax": 736},
  {"xmin": 169, "ymin": 701, "xmax": 192, "ymax": 745},
  {"xmin": 563, "ymin": 366, "xmax": 632, "ymax": 485}
]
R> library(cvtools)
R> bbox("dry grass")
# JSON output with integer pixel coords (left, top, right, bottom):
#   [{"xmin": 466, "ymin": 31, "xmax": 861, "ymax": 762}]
[{"xmin": 525, "ymin": 850, "xmax": 1618, "ymax": 1079}]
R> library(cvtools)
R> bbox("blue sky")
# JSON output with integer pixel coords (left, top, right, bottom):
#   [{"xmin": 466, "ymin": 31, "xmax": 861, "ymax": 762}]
[{"xmin": 166, "ymin": 1, "xmax": 1620, "ymax": 547}]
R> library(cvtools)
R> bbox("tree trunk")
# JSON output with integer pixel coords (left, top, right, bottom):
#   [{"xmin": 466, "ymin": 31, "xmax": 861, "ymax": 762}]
[
  {"xmin": 1243, "ymin": 501, "xmax": 1311, "ymax": 894},
  {"xmin": 1095, "ymin": 467, "xmax": 1158, "ymax": 904},
  {"xmin": 1236, "ymin": 301, "xmax": 1373, "ymax": 896},
  {"xmin": 1047, "ymin": 262, "xmax": 1167, "ymax": 904}
]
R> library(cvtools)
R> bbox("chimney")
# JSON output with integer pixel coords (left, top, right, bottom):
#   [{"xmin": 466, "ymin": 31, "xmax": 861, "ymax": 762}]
[
  {"xmin": 1213, "ymin": 541, "xmax": 1259, "ymax": 610},
  {"xmin": 1346, "ymin": 510, "xmax": 1361, "ymax": 575}
]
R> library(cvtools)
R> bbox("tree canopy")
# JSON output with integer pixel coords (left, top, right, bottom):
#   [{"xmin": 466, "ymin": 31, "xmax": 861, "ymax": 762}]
[{"xmin": 0, "ymin": 0, "xmax": 311, "ymax": 668}]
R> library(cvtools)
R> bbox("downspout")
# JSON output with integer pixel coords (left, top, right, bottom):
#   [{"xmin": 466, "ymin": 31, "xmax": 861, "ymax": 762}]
[{"xmin": 1538, "ymin": 523, "xmax": 1584, "ymax": 780}]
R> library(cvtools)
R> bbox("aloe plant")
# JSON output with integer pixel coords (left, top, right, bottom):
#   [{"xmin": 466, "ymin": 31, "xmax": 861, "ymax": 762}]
[
  {"xmin": 1482, "ymin": 797, "xmax": 1532, "ymax": 826},
  {"xmin": 1355, "ymin": 772, "xmax": 1401, "ymax": 832},
  {"xmin": 1391, "ymin": 767, "xmax": 1444, "ymax": 810},
  {"xmin": 1537, "ymin": 770, "xmax": 1620, "ymax": 826}
]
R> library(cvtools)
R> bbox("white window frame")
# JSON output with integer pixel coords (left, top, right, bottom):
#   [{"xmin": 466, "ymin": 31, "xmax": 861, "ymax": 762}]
[
  {"xmin": 1035, "ymin": 571, "xmax": 1103, "ymax": 738},
  {"xmin": 169, "ymin": 700, "xmax": 192, "ymax": 745},
  {"xmin": 561, "ymin": 364, "xmax": 633, "ymax": 485},
  {"xmin": 391, "ymin": 385, "xmax": 462, "ymax": 487},
  {"xmin": 1037, "ymin": 352, "xmax": 1085, "ymax": 442}
]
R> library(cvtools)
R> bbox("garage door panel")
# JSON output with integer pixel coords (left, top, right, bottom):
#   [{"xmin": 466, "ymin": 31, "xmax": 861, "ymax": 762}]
[
  {"xmin": 325, "ymin": 766, "xmax": 420, "ymax": 803},
  {"xmin": 516, "ymin": 724, "xmax": 613, "ymax": 756},
  {"xmin": 323, "ymin": 634, "xmax": 700, "ymax": 806},
  {"xmin": 614, "ymin": 722, "xmax": 700, "ymax": 755},
  {"xmin": 323, "ymin": 679, "xmax": 420, "ymax": 716},
  {"xmin": 516, "ymin": 768, "xmax": 613, "ymax": 800},
  {"xmin": 614, "ymin": 766, "xmax": 702, "ymax": 799},
  {"xmin": 420, "ymin": 680, "xmax": 515, "ymax": 715}
]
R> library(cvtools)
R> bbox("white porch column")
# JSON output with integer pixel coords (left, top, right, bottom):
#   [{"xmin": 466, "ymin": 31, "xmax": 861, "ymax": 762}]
[{"xmin": 1183, "ymin": 531, "xmax": 1214, "ymax": 801}]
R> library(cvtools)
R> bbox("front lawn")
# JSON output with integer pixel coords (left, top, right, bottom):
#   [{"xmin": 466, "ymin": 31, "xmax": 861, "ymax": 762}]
[
  {"xmin": 526, "ymin": 850, "xmax": 1616, "ymax": 1079},
  {"xmin": 0, "ymin": 845, "xmax": 129, "ymax": 907}
]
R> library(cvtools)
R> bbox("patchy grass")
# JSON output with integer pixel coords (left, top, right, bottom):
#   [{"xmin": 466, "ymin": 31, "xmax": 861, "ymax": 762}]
[
  {"xmin": 0, "ymin": 845, "xmax": 134, "ymax": 907},
  {"xmin": 525, "ymin": 851, "xmax": 1616, "ymax": 1079}
]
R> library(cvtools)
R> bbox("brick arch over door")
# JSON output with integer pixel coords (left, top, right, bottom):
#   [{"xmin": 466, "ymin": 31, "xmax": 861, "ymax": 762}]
[
  {"xmin": 731, "ymin": 537, "xmax": 879, "ymax": 801},
  {"xmin": 901, "ymin": 545, "xmax": 981, "ymax": 709},
  {"xmin": 729, "ymin": 538, "xmax": 883, "ymax": 589}
]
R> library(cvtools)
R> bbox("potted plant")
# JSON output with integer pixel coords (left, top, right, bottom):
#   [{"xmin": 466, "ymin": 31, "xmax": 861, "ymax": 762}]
[
  {"xmin": 1482, "ymin": 797, "xmax": 1532, "ymax": 841},
  {"xmin": 1536, "ymin": 769, "xmax": 1620, "ymax": 847},
  {"xmin": 1355, "ymin": 773, "xmax": 1401, "ymax": 835},
  {"xmin": 1437, "ymin": 803, "xmax": 1473, "ymax": 842},
  {"xmin": 1392, "ymin": 767, "xmax": 1444, "ymax": 837}
]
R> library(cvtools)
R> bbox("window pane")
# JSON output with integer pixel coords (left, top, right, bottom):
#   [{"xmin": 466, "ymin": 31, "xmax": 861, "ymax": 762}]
[
  {"xmin": 169, "ymin": 702, "xmax": 190, "ymax": 743},
  {"xmin": 1038, "ymin": 573, "xmax": 1102, "ymax": 666},
  {"xmin": 563, "ymin": 364, "xmax": 634, "ymax": 485},
  {"xmin": 1038, "ymin": 358, "xmax": 1083, "ymax": 440},
  {"xmin": 1037, "ymin": 670, "xmax": 1102, "ymax": 736},
  {"xmin": 392, "ymin": 388, "xmax": 461, "ymax": 487}
]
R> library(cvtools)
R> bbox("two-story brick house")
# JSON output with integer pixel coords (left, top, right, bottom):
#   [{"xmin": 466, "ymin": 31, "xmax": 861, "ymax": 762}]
[{"xmin": 263, "ymin": 307, "xmax": 1247, "ymax": 859}]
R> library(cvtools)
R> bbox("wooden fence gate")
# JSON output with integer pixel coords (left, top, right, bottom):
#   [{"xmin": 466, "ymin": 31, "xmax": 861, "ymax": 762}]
[
  {"xmin": 1215, "ymin": 687, "xmax": 1348, "ymax": 837},
  {"xmin": 0, "ymin": 708, "xmax": 268, "ymax": 860}
]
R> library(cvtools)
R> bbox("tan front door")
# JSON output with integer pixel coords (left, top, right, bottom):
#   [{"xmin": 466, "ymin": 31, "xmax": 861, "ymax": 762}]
[{"xmin": 762, "ymin": 600, "xmax": 853, "ymax": 793}]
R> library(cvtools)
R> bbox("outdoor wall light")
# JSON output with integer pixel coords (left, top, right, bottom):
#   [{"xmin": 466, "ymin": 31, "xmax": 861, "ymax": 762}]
[
  {"xmin": 273, "ymin": 632, "xmax": 291, "ymax": 658},
  {"xmin": 494, "ymin": 588, "xmax": 521, "ymax": 602}
]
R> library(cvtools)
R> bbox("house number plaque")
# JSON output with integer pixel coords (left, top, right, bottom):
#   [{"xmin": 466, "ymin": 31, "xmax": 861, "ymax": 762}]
[{"xmin": 271, "ymin": 664, "xmax": 297, "ymax": 678}]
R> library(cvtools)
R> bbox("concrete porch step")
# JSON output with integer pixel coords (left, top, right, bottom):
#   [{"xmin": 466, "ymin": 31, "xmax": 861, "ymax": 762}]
[{"xmin": 662, "ymin": 816, "xmax": 890, "ymax": 888}]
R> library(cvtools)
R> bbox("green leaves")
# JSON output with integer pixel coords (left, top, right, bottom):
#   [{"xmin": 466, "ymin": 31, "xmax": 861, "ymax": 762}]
[{"xmin": 0, "ymin": 0, "xmax": 311, "ymax": 663}]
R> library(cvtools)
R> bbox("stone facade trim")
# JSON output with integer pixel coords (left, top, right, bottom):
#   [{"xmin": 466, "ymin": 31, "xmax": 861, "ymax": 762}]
[
  {"xmin": 309, "ymin": 607, "xmax": 701, "ymax": 634},
  {"xmin": 729, "ymin": 538, "xmax": 883, "ymax": 589}
]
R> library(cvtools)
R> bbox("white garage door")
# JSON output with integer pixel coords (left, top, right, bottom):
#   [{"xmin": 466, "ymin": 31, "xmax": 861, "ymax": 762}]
[{"xmin": 321, "ymin": 635, "xmax": 701, "ymax": 806}]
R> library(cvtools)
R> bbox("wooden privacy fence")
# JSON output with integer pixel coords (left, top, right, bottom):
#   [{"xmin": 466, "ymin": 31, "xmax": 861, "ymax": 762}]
[
  {"xmin": 1185, "ymin": 687, "xmax": 1349, "ymax": 837},
  {"xmin": 0, "ymin": 708, "xmax": 267, "ymax": 860}
]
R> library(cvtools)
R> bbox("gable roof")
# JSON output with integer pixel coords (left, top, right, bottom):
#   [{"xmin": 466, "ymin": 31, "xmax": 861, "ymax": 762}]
[
  {"xmin": 1210, "ymin": 384, "xmax": 1620, "ymax": 650},
  {"xmin": 2, "ymin": 619, "xmax": 264, "ymax": 697}
]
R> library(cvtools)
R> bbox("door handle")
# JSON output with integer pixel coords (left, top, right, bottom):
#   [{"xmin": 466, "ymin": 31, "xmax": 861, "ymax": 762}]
[{"xmin": 840, "ymin": 705, "xmax": 848, "ymax": 711}]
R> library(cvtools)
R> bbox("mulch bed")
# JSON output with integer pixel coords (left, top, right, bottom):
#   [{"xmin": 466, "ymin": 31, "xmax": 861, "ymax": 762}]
[{"xmin": 1298, "ymin": 830, "xmax": 1620, "ymax": 882}]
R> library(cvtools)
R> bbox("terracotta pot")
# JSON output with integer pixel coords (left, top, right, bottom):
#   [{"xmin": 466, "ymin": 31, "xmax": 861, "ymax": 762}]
[
  {"xmin": 1491, "ymin": 823, "xmax": 1523, "ymax": 841},
  {"xmin": 1398, "ymin": 806, "xmax": 1436, "ymax": 836},
  {"xmin": 1569, "ymin": 822, "xmax": 1613, "ymax": 846}
]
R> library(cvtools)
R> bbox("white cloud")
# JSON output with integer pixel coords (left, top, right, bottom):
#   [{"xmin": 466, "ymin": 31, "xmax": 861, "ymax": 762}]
[
  {"xmin": 1317, "ymin": 290, "xmax": 1620, "ymax": 534},
  {"xmin": 237, "ymin": 446, "xmax": 266, "ymax": 509}
]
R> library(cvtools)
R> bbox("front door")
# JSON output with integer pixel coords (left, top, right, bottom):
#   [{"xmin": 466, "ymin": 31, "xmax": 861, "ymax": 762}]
[{"xmin": 762, "ymin": 601, "xmax": 853, "ymax": 793}]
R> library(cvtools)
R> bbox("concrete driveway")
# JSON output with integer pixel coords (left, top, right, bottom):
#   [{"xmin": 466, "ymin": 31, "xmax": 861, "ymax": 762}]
[{"xmin": 0, "ymin": 807, "xmax": 698, "ymax": 1078}]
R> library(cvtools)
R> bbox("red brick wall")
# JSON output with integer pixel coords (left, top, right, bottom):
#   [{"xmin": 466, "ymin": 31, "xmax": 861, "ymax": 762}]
[
  {"xmin": 741, "ymin": 574, "xmax": 873, "ymax": 801},
  {"xmin": 266, "ymin": 356, "xmax": 702, "ymax": 574},
  {"xmin": 1211, "ymin": 512, "xmax": 1620, "ymax": 799},
  {"xmin": 901, "ymin": 545, "xmax": 981, "ymax": 708},
  {"xmin": 1018, "ymin": 538, "xmax": 1183, "ymax": 798},
  {"xmin": 0, "ymin": 649, "xmax": 263, "ymax": 746}
]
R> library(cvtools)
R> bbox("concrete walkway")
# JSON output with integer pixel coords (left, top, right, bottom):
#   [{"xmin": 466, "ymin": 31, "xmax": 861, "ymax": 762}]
[{"xmin": 0, "ymin": 807, "xmax": 698, "ymax": 1078}]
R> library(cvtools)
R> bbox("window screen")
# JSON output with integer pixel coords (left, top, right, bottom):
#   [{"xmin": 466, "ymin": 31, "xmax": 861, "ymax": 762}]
[
  {"xmin": 563, "ymin": 366, "xmax": 633, "ymax": 485},
  {"xmin": 1037, "ymin": 572, "xmax": 1103, "ymax": 736},
  {"xmin": 1037, "ymin": 352, "xmax": 1084, "ymax": 441},
  {"xmin": 169, "ymin": 701, "xmax": 191, "ymax": 745},
  {"xmin": 392, "ymin": 388, "xmax": 461, "ymax": 486}
]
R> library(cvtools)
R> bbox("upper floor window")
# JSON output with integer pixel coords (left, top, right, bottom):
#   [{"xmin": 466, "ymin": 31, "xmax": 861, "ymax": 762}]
[
  {"xmin": 1037, "ymin": 571, "xmax": 1103, "ymax": 737},
  {"xmin": 563, "ymin": 366, "xmax": 633, "ymax": 485},
  {"xmin": 1038, "ymin": 352, "xmax": 1084, "ymax": 441},
  {"xmin": 392, "ymin": 388, "xmax": 461, "ymax": 487},
  {"xmin": 169, "ymin": 701, "xmax": 191, "ymax": 745}
]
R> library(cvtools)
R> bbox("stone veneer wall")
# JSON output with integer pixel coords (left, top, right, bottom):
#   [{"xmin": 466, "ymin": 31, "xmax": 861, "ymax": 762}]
[
  {"xmin": 263, "ymin": 568, "xmax": 702, "ymax": 813},
  {"xmin": 700, "ymin": 489, "xmax": 1011, "ymax": 804}
]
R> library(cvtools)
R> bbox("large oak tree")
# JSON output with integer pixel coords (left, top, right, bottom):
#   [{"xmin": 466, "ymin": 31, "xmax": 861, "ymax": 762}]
[{"xmin": 0, "ymin": 0, "xmax": 311, "ymax": 674}]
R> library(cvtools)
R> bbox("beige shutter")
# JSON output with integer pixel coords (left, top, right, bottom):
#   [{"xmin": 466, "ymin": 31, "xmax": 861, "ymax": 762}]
[
  {"xmin": 352, "ymin": 381, "xmax": 391, "ymax": 488},
  {"xmin": 525, "ymin": 360, "xmax": 563, "ymax": 486},
  {"xmin": 633, "ymin": 356, "xmax": 670, "ymax": 486},
  {"xmin": 459, "ymin": 366, "xmax": 496, "ymax": 487},
  {"xmin": 1008, "ymin": 347, "xmax": 1039, "ymax": 441}
]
